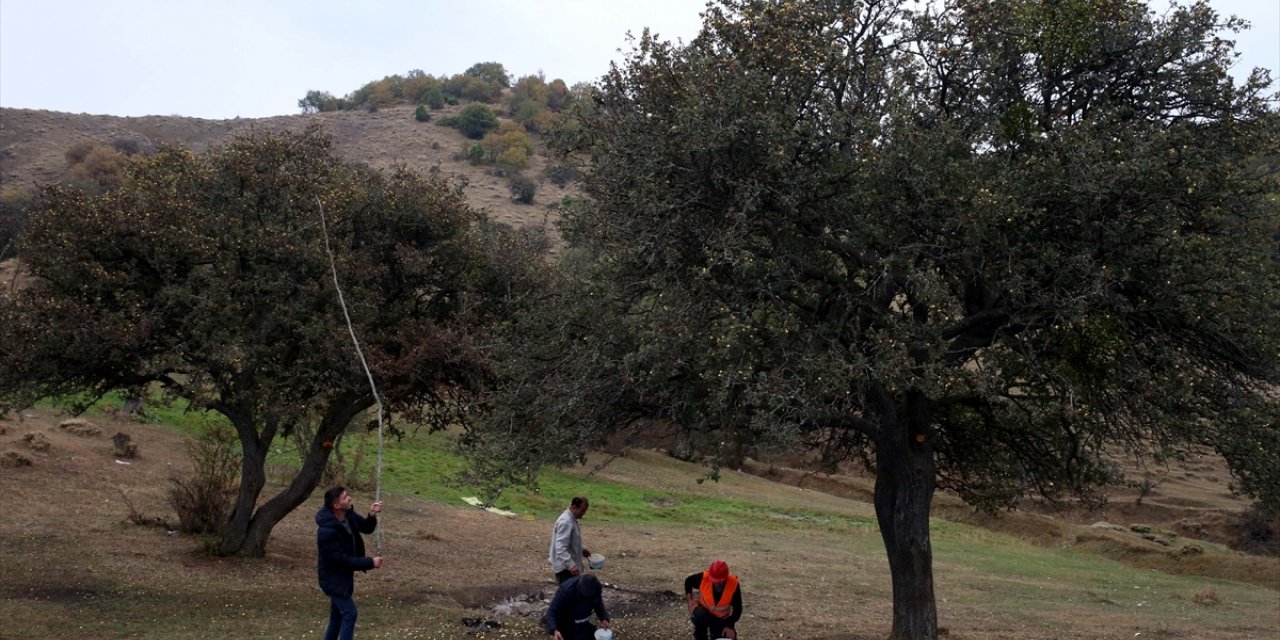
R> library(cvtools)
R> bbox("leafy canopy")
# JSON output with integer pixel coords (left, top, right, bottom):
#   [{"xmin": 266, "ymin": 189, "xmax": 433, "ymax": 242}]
[{"xmin": 0, "ymin": 126, "xmax": 548, "ymax": 555}]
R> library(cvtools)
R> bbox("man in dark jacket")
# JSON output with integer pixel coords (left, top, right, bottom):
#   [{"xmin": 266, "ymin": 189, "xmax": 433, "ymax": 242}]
[
  {"xmin": 316, "ymin": 486, "xmax": 383, "ymax": 640},
  {"xmin": 544, "ymin": 573, "xmax": 611, "ymax": 640}
]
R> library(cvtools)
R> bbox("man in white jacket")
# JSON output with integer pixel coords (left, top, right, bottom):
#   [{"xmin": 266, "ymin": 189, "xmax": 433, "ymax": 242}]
[{"xmin": 548, "ymin": 496, "xmax": 591, "ymax": 583}]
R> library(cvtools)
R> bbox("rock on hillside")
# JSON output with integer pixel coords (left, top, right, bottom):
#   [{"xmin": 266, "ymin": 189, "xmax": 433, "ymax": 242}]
[{"xmin": 0, "ymin": 105, "xmax": 571, "ymax": 238}]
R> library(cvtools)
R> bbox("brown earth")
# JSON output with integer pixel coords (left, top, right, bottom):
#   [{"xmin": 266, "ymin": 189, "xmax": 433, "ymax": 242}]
[{"xmin": 1, "ymin": 406, "xmax": 1276, "ymax": 640}]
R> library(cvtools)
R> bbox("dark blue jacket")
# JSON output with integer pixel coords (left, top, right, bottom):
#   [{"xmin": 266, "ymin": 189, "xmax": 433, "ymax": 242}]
[
  {"xmin": 544, "ymin": 575, "xmax": 609, "ymax": 637},
  {"xmin": 316, "ymin": 507, "xmax": 378, "ymax": 597}
]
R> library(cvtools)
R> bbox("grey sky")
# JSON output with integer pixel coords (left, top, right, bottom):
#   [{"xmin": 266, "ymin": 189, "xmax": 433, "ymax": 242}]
[{"xmin": 1, "ymin": 0, "xmax": 1275, "ymax": 120}]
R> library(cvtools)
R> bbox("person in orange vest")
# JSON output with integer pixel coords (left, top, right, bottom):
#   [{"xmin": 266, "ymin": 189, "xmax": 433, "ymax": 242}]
[{"xmin": 684, "ymin": 560, "xmax": 742, "ymax": 640}]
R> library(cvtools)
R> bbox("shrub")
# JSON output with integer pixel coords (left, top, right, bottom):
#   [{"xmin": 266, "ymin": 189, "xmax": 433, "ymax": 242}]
[
  {"xmin": 459, "ymin": 76, "xmax": 503, "ymax": 103},
  {"xmin": 66, "ymin": 144, "xmax": 130, "ymax": 192},
  {"xmin": 168, "ymin": 425, "xmax": 239, "ymax": 535},
  {"xmin": 481, "ymin": 123, "xmax": 534, "ymax": 170},
  {"xmin": 509, "ymin": 174, "xmax": 537, "ymax": 204},
  {"xmin": 545, "ymin": 162, "xmax": 579, "ymax": 187},
  {"xmin": 1237, "ymin": 503, "xmax": 1280, "ymax": 556},
  {"xmin": 0, "ymin": 187, "xmax": 34, "ymax": 256},
  {"xmin": 64, "ymin": 141, "xmax": 96, "ymax": 165},
  {"xmin": 457, "ymin": 103, "xmax": 499, "ymax": 139},
  {"xmin": 424, "ymin": 87, "xmax": 446, "ymax": 110},
  {"xmin": 465, "ymin": 144, "xmax": 486, "ymax": 165},
  {"xmin": 110, "ymin": 138, "xmax": 149, "ymax": 156},
  {"xmin": 112, "ymin": 432, "xmax": 139, "ymax": 458},
  {"xmin": 415, "ymin": 105, "xmax": 431, "ymax": 122},
  {"xmin": 496, "ymin": 146, "xmax": 531, "ymax": 172}
]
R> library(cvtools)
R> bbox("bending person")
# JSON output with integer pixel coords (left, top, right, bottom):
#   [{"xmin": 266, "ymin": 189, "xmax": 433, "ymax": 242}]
[
  {"xmin": 544, "ymin": 573, "xmax": 611, "ymax": 640},
  {"xmin": 685, "ymin": 560, "xmax": 742, "ymax": 640}
]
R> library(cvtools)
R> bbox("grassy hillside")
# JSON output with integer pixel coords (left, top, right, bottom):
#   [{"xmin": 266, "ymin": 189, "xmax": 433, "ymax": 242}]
[{"xmin": 1, "ymin": 404, "xmax": 1275, "ymax": 639}]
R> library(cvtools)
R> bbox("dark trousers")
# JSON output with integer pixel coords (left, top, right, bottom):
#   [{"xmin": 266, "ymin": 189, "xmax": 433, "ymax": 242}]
[
  {"xmin": 691, "ymin": 606, "xmax": 734, "ymax": 640},
  {"xmin": 555, "ymin": 569, "xmax": 576, "ymax": 584},
  {"xmin": 323, "ymin": 594, "xmax": 358, "ymax": 640},
  {"xmin": 552, "ymin": 619, "xmax": 597, "ymax": 640}
]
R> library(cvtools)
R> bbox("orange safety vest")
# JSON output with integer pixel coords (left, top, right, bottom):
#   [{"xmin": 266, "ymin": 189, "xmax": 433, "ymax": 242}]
[{"xmin": 697, "ymin": 571, "xmax": 739, "ymax": 619}]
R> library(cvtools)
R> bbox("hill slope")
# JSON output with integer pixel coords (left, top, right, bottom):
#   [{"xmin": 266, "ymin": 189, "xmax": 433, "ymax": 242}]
[
  {"xmin": 1, "ymin": 407, "xmax": 1277, "ymax": 639},
  {"xmin": 0, "ymin": 105, "xmax": 569, "ymax": 235}
]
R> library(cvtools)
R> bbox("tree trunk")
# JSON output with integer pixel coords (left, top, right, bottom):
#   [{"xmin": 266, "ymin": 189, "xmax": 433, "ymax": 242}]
[
  {"xmin": 236, "ymin": 443, "xmax": 335, "ymax": 556},
  {"xmin": 874, "ymin": 389, "xmax": 938, "ymax": 640},
  {"xmin": 218, "ymin": 395, "xmax": 371, "ymax": 557},
  {"xmin": 220, "ymin": 416, "xmax": 270, "ymax": 557}
]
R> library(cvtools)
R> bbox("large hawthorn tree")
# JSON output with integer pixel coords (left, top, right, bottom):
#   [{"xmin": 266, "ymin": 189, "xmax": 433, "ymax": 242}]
[
  {"xmin": 0, "ymin": 127, "xmax": 545, "ymax": 557},
  {"xmin": 470, "ymin": 1, "xmax": 1280, "ymax": 638}
]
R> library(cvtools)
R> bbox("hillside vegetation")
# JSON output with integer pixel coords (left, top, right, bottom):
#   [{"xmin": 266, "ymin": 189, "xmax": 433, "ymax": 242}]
[{"xmin": 0, "ymin": 103, "xmax": 571, "ymax": 246}]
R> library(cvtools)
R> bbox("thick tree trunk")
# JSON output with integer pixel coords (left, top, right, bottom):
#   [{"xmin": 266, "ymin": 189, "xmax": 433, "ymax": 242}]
[
  {"xmin": 220, "ymin": 416, "xmax": 271, "ymax": 556},
  {"xmin": 874, "ymin": 389, "xmax": 938, "ymax": 640},
  {"xmin": 218, "ymin": 395, "xmax": 371, "ymax": 557},
  {"xmin": 236, "ymin": 443, "xmax": 335, "ymax": 556}
]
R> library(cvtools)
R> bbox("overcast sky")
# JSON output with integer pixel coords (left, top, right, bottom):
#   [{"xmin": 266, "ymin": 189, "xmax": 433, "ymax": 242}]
[{"xmin": 1, "ymin": 0, "xmax": 1276, "ymax": 120}]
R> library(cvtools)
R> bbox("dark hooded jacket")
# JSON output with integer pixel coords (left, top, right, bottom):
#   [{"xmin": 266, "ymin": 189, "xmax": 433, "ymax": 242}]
[
  {"xmin": 315, "ymin": 506, "xmax": 378, "ymax": 597},
  {"xmin": 544, "ymin": 574, "xmax": 609, "ymax": 638}
]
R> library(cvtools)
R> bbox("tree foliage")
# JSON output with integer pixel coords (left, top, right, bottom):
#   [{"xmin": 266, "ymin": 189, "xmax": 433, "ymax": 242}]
[
  {"xmin": 298, "ymin": 89, "xmax": 345, "ymax": 113},
  {"xmin": 0, "ymin": 188, "xmax": 35, "ymax": 258},
  {"xmin": 471, "ymin": 1, "xmax": 1279, "ymax": 638},
  {"xmin": 456, "ymin": 103, "xmax": 500, "ymax": 139},
  {"xmin": 0, "ymin": 126, "xmax": 543, "ymax": 557},
  {"xmin": 464, "ymin": 61, "xmax": 511, "ymax": 88}
]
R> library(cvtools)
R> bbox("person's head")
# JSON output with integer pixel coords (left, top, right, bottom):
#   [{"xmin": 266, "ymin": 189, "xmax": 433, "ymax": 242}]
[
  {"xmin": 707, "ymin": 560, "xmax": 730, "ymax": 584},
  {"xmin": 324, "ymin": 486, "xmax": 352, "ymax": 512},
  {"xmin": 577, "ymin": 573, "xmax": 602, "ymax": 599},
  {"xmin": 570, "ymin": 496, "xmax": 589, "ymax": 519}
]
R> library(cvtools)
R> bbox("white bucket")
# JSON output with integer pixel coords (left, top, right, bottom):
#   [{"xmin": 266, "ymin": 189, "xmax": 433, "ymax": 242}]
[
  {"xmin": 594, "ymin": 629, "xmax": 613, "ymax": 640},
  {"xmin": 588, "ymin": 553, "xmax": 605, "ymax": 569}
]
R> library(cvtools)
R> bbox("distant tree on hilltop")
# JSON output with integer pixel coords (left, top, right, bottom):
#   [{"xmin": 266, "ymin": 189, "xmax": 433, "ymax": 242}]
[
  {"xmin": 464, "ymin": 61, "xmax": 511, "ymax": 88},
  {"xmin": 298, "ymin": 89, "xmax": 344, "ymax": 113}
]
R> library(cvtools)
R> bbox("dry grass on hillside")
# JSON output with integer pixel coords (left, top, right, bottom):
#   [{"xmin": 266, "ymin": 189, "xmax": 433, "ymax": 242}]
[{"xmin": 0, "ymin": 105, "xmax": 571, "ymax": 241}]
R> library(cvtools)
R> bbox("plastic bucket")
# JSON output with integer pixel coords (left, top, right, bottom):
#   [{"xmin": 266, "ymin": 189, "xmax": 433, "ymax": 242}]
[
  {"xmin": 588, "ymin": 553, "xmax": 605, "ymax": 569},
  {"xmin": 594, "ymin": 629, "xmax": 613, "ymax": 640}
]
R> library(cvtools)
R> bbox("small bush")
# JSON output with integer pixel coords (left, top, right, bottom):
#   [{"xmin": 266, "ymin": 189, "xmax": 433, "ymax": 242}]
[
  {"xmin": 424, "ymin": 87, "xmax": 446, "ymax": 110},
  {"xmin": 456, "ymin": 103, "xmax": 499, "ymax": 139},
  {"xmin": 0, "ymin": 187, "xmax": 34, "ymax": 255},
  {"xmin": 545, "ymin": 162, "xmax": 579, "ymax": 187},
  {"xmin": 1191, "ymin": 588, "xmax": 1221, "ymax": 606},
  {"xmin": 110, "ymin": 138, "xmax": 150, "ymax": 156},
  {"xmin": 415, "ymin": 105, "xmax": 431, "ymax": 122},
  {"xmin": 64, "ymin": 141, "xmax": 97, "ymax": 165},
  {"xmin": 112, "ymin": 432, "xmax": 139, "ymax": 458},
  {"xmin": 168, "ymin": 425, "xmax": 239, "ymax": 535},
  {"xmin": 496, "ymin": 146, "xmax": 531, "ymax": 172},
  {"xmin": 0, "ymin": 450, "xmax": 33, "ymax": 468},
  {"xmin": 1237, "ymin": 503, "xmax": 1280, "ymax": 556},
  {"xmin": 465, "ymin": 144, "xmax": 486, "ymax": 165},
  {"xmin": 509, "ymin": 174, "xmax": 537, "ymax": 204}
]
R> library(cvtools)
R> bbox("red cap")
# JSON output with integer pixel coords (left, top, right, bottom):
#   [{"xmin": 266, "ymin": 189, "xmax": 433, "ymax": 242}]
[{"xmin": 708, "ymin": 560, "xmax": 729, "ymax": 582}]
